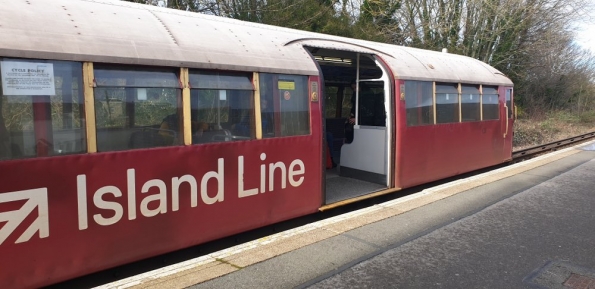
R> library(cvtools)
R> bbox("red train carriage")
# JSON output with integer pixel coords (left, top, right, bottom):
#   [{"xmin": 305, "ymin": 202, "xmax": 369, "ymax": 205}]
[{"xmin": 0, "ymin": 0, "xmax": 513, "ymax": 288}]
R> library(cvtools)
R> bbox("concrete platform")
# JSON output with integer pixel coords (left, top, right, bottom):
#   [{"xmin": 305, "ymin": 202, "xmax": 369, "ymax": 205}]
[{"xmin": 96, "ymin": 141, "xmax": 595, "ymax": 289}]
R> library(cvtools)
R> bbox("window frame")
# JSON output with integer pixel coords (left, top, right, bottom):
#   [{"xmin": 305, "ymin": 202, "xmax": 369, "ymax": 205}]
[
  {"xmin": 0, "ymin": 58, "xmax": 86, "ymax": 161},
  {"xmin": 481, "ymin": 85, "xmax": 500, "ymax": 121},
  {"xmin": 404, "ymin": 80, "xmax": 434, "ymax": 127},
  {"xmin": 92, "ymin": 64, "xmax": 182, "ymax": 152},
  {"xmin": 435, "ymin": 82, "xmax": 460, "ymax": 124},
  {"xmin": 461, "ymin": 84, "xmax": 481, "ymax": 122},
  {"xmin": 259, "ymin": 73, "xmax": 311, "ymax": 138}
]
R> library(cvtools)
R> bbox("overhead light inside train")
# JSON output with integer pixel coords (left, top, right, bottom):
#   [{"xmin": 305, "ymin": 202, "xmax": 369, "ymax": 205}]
[{"xmin": 313, "ymin": 56, "xmax": 352, "ymax": 65}]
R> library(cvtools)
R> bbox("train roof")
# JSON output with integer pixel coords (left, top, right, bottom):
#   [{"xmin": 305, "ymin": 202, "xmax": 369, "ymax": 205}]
[{"xmin": 0, "ymin": 0, "xmax": 513, "ymax": 86}]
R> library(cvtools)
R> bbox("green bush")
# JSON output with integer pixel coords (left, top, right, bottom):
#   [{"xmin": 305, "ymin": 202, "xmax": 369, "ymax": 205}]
[
  {"xmin": 513, "ymin": 128, "xmax": 544, "ymax": 147},
  {"xmin": 579, "ymin": 111, "xmax": 595, "ymax": 124}
]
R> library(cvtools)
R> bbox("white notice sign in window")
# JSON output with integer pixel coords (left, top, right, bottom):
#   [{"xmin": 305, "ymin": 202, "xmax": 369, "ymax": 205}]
[{"xmin": 1, "ymin": 61, "xmax": 56, "ymax": 96}]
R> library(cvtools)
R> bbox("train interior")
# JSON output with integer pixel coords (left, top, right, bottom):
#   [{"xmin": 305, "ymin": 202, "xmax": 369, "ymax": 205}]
[{"xmin": 307, "ymin": 47, "xmax": 392, "ymax": 204}]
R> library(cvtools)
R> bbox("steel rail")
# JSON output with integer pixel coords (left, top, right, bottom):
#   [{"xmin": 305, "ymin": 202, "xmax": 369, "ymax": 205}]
[{"xmin": 512, "ymin": 131, "xmax": 595, "ymax": 160}]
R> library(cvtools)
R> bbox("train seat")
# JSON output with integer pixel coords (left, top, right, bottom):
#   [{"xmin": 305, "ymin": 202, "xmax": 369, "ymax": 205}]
[
  {"xmin": 325, "ymin": 118, "xmax": 347, "ymax": 162},
  {"xmin": 129, "ymin": 128, "xmax": 176, "ymax": 149},
  {"xmin": 194, "ymin": 129, "xmax": 232, "ymax": 144}
]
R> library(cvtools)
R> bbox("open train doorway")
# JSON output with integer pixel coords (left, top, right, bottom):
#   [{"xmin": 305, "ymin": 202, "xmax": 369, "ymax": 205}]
[{"xmin": 307, "ymin": 47, "xmax": 393, "ymax": 205}]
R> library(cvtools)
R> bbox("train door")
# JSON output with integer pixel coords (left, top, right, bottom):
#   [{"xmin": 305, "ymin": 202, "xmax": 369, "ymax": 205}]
[{"xmin": 307, "ymin": 47, "xmax": 393, "ymax": 205}]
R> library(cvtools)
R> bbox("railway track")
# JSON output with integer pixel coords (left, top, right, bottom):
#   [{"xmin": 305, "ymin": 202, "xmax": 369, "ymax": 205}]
[{"xmin": 512, "ymin": 131, "xmax": 595, "ymax": 161}]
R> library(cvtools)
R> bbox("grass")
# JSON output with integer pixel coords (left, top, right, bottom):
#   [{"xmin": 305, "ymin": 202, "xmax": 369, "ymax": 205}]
[{"xmin": 513, "ymin": 111, "xmax": 595, "ymax": 150}]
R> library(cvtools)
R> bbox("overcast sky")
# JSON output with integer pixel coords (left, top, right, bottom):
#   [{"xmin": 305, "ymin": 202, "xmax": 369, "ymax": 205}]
[
  {"xmin": 575, "ymin": 24, "xmax": 595, "ymax": 53},
  {"xmin": 574, "ymin": 0, "xmax": 595, "ymax": 53}
]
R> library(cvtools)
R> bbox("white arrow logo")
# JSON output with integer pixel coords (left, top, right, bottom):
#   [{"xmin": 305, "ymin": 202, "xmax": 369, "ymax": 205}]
[{"xmin": 0, "ymin": 188, "xmax": 49, "ymax": 245}]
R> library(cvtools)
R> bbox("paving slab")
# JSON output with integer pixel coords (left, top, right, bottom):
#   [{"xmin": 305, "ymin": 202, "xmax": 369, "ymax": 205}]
[{"xmin": 304, "ymin": 151, "xmax": 595, "ymax": 288}]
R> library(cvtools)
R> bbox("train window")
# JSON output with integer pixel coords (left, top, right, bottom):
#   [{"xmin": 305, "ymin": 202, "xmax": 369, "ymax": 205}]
[
  {"xmin": 461, "ymin": 84, "xmax": 480, "ymax": 122},
  {"xmin": 506, "ymin": 89, "xmax": 513, "ymax": 119},
  {"xmin": 189, "ymin": 71, "xmax": 254, "ymax": 143},
  {"xmin": 189, "ymin": 71, "xmax": 253, "ymax": 90},
  {"xmin": 260, "ymin": 73, "xmax": 310, "ymax": 138},
  {"xmin": 405, "ymin": 81, "xmax": 433, "ymax": 126},
  {"xmin": 94, "ymin": 65, "xmax": 181, "ymax": 151},
  {"xmin": 0, "ymin": 59, "xmax": 85, "ymax": 161},
  {"xmin": 356, "ymin": 81, "xmax": 385, "ymax": 127},
  {"xmin": 482, "ymin": 86, "xmax": 499, "ymax": 120},
  {"xmin": 435, "ymin": 83, "xmax": 459, "ymax": 124}
]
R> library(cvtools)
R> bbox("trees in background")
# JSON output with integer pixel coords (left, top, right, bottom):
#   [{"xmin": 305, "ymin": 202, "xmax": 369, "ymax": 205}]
[{"xmin": 124, "ymin": 0, "xmax": 595, "ymax": 117}]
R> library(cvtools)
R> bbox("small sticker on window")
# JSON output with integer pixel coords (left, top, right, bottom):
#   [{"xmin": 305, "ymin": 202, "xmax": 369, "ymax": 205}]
[
  {"xmin": 278, "ymin": 80, "xmax": 295, "ymax": 90},
  {"xmin": 1, "ymin": 61, "xmax": 56, "ymax": 95}
]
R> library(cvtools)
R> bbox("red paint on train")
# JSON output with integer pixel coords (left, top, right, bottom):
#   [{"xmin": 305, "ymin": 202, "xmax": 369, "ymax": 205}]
[
  {"xmin": 0, "ymin": 136, "xmax": 322, "ymax": 288},
  {"xmin": 395, "ymin": 82, "xmax": 514, "ymax": 188}
]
